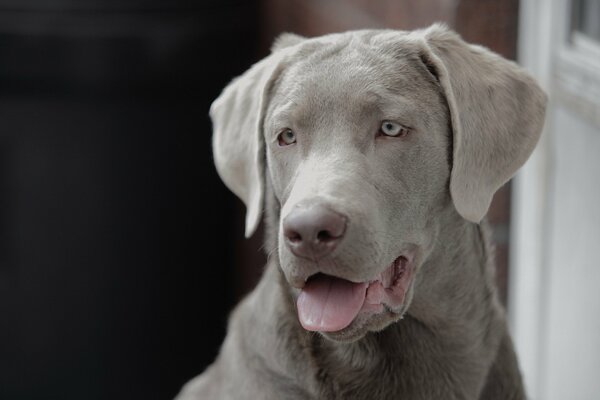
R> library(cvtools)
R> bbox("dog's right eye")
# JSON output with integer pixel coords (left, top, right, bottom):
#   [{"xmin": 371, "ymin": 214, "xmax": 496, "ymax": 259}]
[
  {"xmin": 278, "ymin": 129, "xmax": 297, "ymax": 146},
  {"xmin": 378, "ymin": 121, "xmax": 410, "ymax": 138}
]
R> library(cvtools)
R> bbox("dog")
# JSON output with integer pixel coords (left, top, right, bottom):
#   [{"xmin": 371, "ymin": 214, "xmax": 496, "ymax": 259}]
[{"xmin": 176, "ymin": 24, "xmax": 546, "ymax": 400}]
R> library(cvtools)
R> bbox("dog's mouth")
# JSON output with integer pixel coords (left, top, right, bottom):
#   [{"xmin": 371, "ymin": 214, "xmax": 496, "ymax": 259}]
[{"xmin": 296, "ymin": 255, "xmax": 414, "ymax": 332}]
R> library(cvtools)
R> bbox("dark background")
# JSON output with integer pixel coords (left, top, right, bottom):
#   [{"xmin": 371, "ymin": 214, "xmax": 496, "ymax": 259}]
[
  {"xmin": 0, "ymin": 1, "xmax": 518, "ymax": 399},
  {"xmin": 0, "ymin": 1, "xmax": 258, "ymax": 399}
]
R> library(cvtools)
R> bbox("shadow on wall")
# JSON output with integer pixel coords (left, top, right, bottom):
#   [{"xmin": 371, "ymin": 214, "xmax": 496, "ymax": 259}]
[{"xmin": 0, "ymin": 1, "xmax": 257, "ymax": 399}]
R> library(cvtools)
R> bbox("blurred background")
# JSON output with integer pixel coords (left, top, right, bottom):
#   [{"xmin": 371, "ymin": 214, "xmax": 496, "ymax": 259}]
[{"xmin": 0, "ymin": 1, "xmax": 597, "ymax": 399}]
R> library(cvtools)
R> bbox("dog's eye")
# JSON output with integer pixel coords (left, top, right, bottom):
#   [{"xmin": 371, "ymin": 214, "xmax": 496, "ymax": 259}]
[
  {"xmin": 379, "ymin": 121, "xmax": 409, "ymax": 138},
  {"xmin": 278, "ymin": 129, "xmax": 296, "ymax": 146}
]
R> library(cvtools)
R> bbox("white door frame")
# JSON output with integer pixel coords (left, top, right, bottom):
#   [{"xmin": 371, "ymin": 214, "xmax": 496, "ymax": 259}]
[
  {"xmin": 510, "ymin": 0, "xmax": 559, "ymax": 394},
  {"xmin": 510, "ymin": 0, "xmax": 600, "ymax": 398}
]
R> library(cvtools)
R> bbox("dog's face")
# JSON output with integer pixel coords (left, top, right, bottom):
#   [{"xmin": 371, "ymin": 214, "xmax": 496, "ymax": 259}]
[
  {"xmin": 210, "ymin": 26, "xmax": 546, "ymax": 342},
  {"xmin": 265, "ymin": 43, "xmax": 451, "ymax": 340}
]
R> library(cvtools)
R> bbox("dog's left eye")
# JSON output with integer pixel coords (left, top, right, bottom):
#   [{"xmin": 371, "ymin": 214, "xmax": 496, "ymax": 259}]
[
  {"xmin": 379, "ymin": 121, "xmax": 409, "ymax": 138},
  {"xmin": 278, "ymin": 129, "xmax": 297, "ymax": 146}
]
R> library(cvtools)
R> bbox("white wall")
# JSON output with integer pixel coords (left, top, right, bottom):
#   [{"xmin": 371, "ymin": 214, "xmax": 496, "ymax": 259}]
[{"xmin": 543, "ymin": 107, "xmax": 600, "ymax": 400}]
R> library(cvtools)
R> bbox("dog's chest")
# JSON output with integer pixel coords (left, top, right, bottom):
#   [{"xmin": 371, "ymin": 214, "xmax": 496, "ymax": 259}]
[{"xmin": 304, "ymin": 323, "xmax": 483, "ymax": 400}]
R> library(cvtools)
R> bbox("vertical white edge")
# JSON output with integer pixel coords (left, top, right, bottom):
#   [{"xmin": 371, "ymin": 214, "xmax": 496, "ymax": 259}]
[
  {"xmin": 509, "ymin": 143, "xmax": 549, "ymax": 400},
  {"xmin": 510, "ymin": 0, "xmax": 562, "ymax": 399}
]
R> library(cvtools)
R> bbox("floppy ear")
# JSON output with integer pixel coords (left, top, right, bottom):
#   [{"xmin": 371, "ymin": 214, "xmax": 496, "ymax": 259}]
[
  {"xmin": 419, "ymin": 24, "xmax": 547, "ymax": 222},
  {"xmin": 210, "ymin": 46, "xmax": 290, "ymax": 237}
]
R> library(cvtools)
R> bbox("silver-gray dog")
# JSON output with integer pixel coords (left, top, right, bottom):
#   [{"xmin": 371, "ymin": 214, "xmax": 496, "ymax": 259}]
[{"xmin": 177, "ymin": 24, "xmax": 546, "ymax": 400}]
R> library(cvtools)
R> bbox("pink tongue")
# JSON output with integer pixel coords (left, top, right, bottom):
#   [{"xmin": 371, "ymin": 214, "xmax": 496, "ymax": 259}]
[{"xmin": 297, "ymin": 275, "xmax": 368, "ymax": 332}]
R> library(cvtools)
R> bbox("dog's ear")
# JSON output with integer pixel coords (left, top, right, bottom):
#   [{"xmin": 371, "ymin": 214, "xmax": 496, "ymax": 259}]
[
  {"xmin": 210, "ymin": 47, "xmax": 289, "ymax": 237},
  {"xmin": 419, "ymin": 24, "xmax": 547, "ymax": 222}
]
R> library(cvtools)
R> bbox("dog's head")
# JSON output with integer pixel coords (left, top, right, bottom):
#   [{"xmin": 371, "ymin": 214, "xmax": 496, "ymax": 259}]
[{"xmin": 210, "ymin": 25, "xmax": 546, "ymax": 341}]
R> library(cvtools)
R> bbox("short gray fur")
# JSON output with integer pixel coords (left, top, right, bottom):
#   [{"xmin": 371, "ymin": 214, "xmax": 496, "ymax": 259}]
[{"xmin": 176, "ymin": 24, "xmax": 546, "ymax": 400}]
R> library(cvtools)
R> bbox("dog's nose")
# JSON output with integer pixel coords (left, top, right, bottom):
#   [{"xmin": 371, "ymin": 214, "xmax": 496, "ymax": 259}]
[{"xmin": 283, "ymin": 204, "xmax": 347, "ymax": 260}]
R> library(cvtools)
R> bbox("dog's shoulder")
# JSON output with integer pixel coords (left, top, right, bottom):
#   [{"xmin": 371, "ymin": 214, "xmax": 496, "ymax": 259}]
[{"xmin": 176, "ymin": 264, "xmax": 316, "ymax": 400}]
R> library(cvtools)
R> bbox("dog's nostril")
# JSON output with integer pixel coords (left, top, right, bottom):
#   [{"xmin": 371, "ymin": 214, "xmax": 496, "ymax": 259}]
[
  {"xmin": 288, "ymin": 231, "xmax": 302, "ymax": 243},
  {"xmin": 317, "ymin": 230, "xmax": 335, "ymax": 242}
]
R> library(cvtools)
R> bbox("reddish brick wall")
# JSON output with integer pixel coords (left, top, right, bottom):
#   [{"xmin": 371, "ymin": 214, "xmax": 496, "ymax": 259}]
[{"xmin": 235, "ymin": 0, "xmax": 519, "ymax": 304}]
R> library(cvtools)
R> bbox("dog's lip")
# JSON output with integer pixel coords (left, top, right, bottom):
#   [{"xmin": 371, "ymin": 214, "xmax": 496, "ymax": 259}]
[
  {"xmin": 295, "ymin": 252, "xmax": 415, "ymax": 289},
  {"xmin": 364, "ymin": 255, "xmax": 414, "ymax": 308},
  {"xmin": 368, "ymin": 255, "xmax": 411, "ymax": 287}
]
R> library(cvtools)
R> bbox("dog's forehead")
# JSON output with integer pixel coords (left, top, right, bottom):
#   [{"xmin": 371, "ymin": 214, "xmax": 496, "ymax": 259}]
[{"xmin": 270, "ymin": 38, "xmax": 438, "ymax": 123}]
